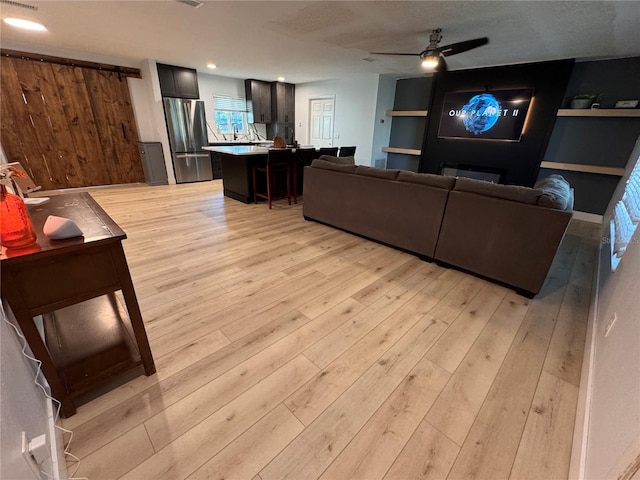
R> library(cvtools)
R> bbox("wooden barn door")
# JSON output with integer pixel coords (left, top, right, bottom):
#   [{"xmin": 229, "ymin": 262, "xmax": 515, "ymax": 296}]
[{"xmin": 0, "ymin": 56, "xmax": 144, "ymax": 190}]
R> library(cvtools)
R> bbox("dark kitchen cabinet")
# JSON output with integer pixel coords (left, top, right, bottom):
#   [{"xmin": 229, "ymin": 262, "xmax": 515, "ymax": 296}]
[
  {"xmin": 271, "ymin": 81, "xmax": 295, "ymax": 124},
  {"xmin": 245, "ymin": 79, "xmax": 272, "ymax": 123},
  {"xmin": 157, "ymin": 63, "xmax": 199, "ymax": 99},
  {"xmin": 157, "ymin": 65, "xmax": 177, "ymax": 97}
]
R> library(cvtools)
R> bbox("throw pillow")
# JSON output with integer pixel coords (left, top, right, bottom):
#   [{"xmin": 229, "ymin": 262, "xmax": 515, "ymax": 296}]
[{"xmin": 535, "ymin": 174, "xmax": 572, "ymax": 210}]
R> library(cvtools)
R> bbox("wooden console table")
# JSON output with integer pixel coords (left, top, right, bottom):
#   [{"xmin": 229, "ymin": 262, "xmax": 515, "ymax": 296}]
[{"xmin": 1, "ymin": 193, "xmax": 155, "ymax": 417}]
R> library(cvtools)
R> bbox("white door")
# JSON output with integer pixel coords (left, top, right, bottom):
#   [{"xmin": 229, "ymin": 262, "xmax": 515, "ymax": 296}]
[{"xmin": 309, "ymin": 97, "xmax": 335, "ymax": 148}]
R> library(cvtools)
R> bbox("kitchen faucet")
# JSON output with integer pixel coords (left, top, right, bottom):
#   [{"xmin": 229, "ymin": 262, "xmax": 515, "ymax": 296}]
[{"xmin": 233, "ymin": 124, "xmax": 238, "ymax": 141}]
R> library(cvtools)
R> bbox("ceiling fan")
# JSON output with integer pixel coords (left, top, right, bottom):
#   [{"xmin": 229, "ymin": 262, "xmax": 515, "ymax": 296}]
[{"xmin": 371, "ymin": 28, "xmax": 489, "ymax": 71}]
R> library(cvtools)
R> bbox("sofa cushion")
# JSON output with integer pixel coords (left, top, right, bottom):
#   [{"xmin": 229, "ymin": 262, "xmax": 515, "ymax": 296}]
[
  {"xmin": 318, "ymin": 155, "xmax": 355, "ymax": 165},
  {"xmin": 454, "ymin": 177, "xmax": 542, "ymax": 205},
  {"xmin": 310, "ymin": 159, "xmax": 357, "ymax": 173},
  {"xmin": 397, "ymin": 171, "xmax": 456, "ymax": 190},
  {"xmin": 355, "ymin": 166, "xmax": 401, "ymax": 180},
  {"xmin": 534, "ymin": 174, "xmax": 572, "ymax": 210}
]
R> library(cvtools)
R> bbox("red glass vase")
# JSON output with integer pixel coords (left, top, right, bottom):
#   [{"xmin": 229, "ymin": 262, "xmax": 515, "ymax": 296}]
[{"xmin": 1, "ymin": 184, "xmax": 37, "ymax": 249}]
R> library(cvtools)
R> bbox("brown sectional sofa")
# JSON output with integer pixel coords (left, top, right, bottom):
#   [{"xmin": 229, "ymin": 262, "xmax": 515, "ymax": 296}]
[
  {"xmin": 303, "ymin": 160, "xmax": 573, "ymax": 296},
  {"xmin": 302, "ymin": 160, "xmax": 453, "ymax": 259}
]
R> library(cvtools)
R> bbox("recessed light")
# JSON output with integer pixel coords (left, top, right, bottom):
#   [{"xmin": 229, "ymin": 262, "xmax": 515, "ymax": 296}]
[
  {"xmin": 206, "ymin": 63, "xmax": 216, "ymax": 69},
  {"xmin": 277, "ymin": 76, "xmax": 285, "ymax": 82},
  {"xmin": 3, "ymin": 17, "xmax": 47, "ymax": 31}
]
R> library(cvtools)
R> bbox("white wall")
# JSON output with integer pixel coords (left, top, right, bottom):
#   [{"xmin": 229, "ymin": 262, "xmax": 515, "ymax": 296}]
[
  {"xmin": 371, "ymin": 74, "xmax": 397, "ymax": 167},
  {"xmin": 129, "ymin": 59, "xmax": 175, "ymax": 184},
  {"xmin": 295, "ymin": 75, "xmax": 381, "ymax": 166},
  {"xmin": 0, "ymin": 306, "xmax": 65, "ymax": 480},
  {"xmin": 127, "ymin": 74, "xmax": 154, "ymax": 142},
  {"xmin": 580, "ymin": 135, "xmax": 640, "ymax": 479}
]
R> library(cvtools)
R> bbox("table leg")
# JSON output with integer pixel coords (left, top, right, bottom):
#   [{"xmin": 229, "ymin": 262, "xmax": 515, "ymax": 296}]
[
  {"xmin": 111, "ymin": 244, "xmax": 156, "ymax": 376},
  {"xmin": 292, "ymin": 160, "xmax": 298, "ymax": 204},
  {"xmin": 2, "ymin": 281, "xmax": 77, "ymax": 417}
]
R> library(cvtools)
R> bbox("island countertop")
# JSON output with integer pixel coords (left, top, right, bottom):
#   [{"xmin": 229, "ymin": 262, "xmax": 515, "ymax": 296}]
[
  {"xmin": 203, "ymin": 145, "xmax": 270, "ymax": 156},
  {"xmin": 207, "ymin": 141, "xmax": 273, "ymax": 146},
  {"xmin": 205, "ymin": 144, "xmax": 317, "ymax": 203},
  {"xmin": 204, "ymin": 145, "xmax": 317, "ymax": 156}
]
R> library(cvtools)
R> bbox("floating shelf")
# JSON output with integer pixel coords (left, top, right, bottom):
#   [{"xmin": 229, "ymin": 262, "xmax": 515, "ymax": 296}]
[
  {"xmin": 540, "ymin": 161, "xmax": 625, "ymax": 176},
  {"xmin": 385, "ymin": 110, "xmax": 428, "ymax": 117},
  {"xmin": 557, "ymin": 109, "xmax": 640, "ymax": 117},
  {"xmin": 382, "ymin": 147, "xmax": 422, "ymax": 156}
]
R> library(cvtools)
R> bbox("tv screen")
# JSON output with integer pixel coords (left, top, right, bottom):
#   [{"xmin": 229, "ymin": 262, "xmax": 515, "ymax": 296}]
[{"xmin": 438, "ymin": 88, "xmax": 534, "ymax": 141}]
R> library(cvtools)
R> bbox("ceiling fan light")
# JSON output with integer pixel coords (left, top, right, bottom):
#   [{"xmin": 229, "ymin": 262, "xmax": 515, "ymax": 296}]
[{"xmin": 421, "ymin": 54, "xmax": 439, "ymax": 69}]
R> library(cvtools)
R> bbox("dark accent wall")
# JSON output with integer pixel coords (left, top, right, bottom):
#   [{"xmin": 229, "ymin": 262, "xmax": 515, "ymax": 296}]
[
  {"xmin": 540, "ymin": 56, "xmax": 640, "ymax": 214},
  {"xmin": 393, "ymin": 77, "xmax": 433, "ymax": 110},
  {"xmin": 419, "ymin": 60, "xmax": 575, "ymax": 187},
  {"xmin": 562, "ymin": 56, "xmax": 640, "ymax": 109},
  {"xmin": 387, "ymin": 77, "xmax": 433, "ymax": 171}
]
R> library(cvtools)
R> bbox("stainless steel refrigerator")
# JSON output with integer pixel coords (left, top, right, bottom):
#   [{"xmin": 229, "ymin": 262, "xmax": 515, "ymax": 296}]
[{"xmin": 163, "ymin": 98, "xmax": 213, "ymax": 183}]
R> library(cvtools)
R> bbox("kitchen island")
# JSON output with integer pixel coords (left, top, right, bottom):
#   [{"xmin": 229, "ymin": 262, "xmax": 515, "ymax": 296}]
[{"xmin": 204, "ymin": 145, "xmax": 269, "ymax": 203}]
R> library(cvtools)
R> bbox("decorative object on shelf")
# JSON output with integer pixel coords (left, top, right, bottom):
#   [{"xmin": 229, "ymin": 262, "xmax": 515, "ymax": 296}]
[
  {"xmin": 43, "ymin": 215, "xmax": 83, "ymax": 240},
  {"xmin": 615, "ymin": 100, "xmax": 639, "ymax": 109},
  {"xmin": 570, "ymin": 94, "xmax": 599, "ymax": 109}
]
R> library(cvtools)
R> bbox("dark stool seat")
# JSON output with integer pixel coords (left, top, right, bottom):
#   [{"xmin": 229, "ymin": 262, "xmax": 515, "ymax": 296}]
[
  {"xmin": 252, "ymin": 148, "xmax": 293, "ymax": 209},
  {"xmin": 338, "ymin": 146, "xmax": 356, "ymax": 157},
  {"xmin": 294, "ymin": 147, "xmax": 316, "ymax": 199},
  {"xmin": 316, "ymin": 147, "xmax": 339, "ymax": 158}
]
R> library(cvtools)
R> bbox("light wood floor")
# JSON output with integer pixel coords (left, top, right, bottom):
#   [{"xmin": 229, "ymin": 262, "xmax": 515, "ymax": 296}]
[{"xmin": 60, "ymin": 181, "xmax": 599, "ymax": 480}]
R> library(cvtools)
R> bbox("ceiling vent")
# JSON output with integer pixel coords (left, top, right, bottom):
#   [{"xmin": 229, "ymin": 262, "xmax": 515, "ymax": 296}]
[
  {"xmin": 0, "ymin": 0, "xmax": 38, "ymax": 11},
  {"xmin": 174, "ymin": 0, "xmax": 204, "ymax": 8}
]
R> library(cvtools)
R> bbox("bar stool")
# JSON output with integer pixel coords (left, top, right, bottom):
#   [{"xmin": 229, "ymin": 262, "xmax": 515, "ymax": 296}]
[
  {"xmin": 338, "ymin": 146, "xmax": 356, "ymax": 157},
  {"xmin": 316, "ymin": 147, "xmax": 339, "ymax": 158},
  {"xmin": 294, "ymin": 147, "xmax": 316, "ymax": 200},
  {"xmin": 252, "ymin": 148, "xmax": 293, "ymax": 209}
]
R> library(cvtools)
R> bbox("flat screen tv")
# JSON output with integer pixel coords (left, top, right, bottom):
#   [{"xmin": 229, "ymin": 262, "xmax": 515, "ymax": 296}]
[{"xmin": 438, "ymin": 88, "xmax": 534, "ymax": 141}]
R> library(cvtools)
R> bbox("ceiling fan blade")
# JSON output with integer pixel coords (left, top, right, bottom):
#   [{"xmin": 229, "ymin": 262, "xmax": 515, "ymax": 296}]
[
  {"xmin": 370, "ymin": 52, "xmax": 421, "ymax": 56},
  {"xmin": 439, "ymin": 37, "xmax": 489, "ymax": 57}
]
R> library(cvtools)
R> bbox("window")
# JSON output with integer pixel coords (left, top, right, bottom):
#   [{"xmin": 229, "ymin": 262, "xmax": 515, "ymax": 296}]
[
  {"xmin": 214, "ymin": 95, "xmax": 247, "ymax": 135},
  {"xmin": 610, "ymin": 154, "xmax": 640, "ymax": 270}
]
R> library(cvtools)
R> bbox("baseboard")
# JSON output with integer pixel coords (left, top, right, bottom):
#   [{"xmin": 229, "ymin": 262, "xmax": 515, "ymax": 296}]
[
  {"xmin": 573, "ymin": 211, "xmax": 604, "ymax": 224},
  {"xmin": 568, "ymin": 237, "xmax": 601, "ymax": 479},
  {"xmin": 47, "ymin": 400, "xmax": 68, "ymax": 480}
]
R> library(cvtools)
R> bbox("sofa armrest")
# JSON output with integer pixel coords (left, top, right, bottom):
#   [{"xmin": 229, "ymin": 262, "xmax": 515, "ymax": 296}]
[{"xmin": 434, "ymin": 191, "xmax": 572, "ymax": 294}]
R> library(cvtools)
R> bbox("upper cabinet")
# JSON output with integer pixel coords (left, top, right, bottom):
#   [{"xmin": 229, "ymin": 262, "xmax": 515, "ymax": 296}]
[
  {"xmin": 271, "ymin": 82, "xmax": 295, "ymax": 124},
  {"xmin": 157, "ymin": 63, "xmax": 199, "ymax": 99},
  {"xmin": 245, "ymin": 79, "xmax": 272, "ymax": 124}
]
